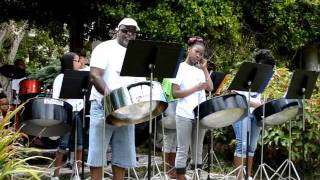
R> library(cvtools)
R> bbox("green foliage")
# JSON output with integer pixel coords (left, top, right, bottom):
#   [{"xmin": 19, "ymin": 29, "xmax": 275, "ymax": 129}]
[
  {"xmin": 0, "ymin": 102, "xmax": 50, "ymax": 179},
  {"xmin": 27, "ymin": 58, "xmax": 60, "ymax": 85},
  {"xmin": 1, "ymin": 0, "xmax": 319, "ymax": 69},
  {"xmin": 239, "ymin": 0, "xmax": 320, "ymax": 53},
  {"xmin": 18, "ymin": 28, "xmax": 67, "ymax": 69},
  {"xmin": 97, "ymin": 0, "xmax": 245, "ymax": 71}
]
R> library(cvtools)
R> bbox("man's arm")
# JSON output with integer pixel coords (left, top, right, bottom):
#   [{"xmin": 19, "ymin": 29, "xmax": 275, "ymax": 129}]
[{"xmin": 90, "ymin": 67, "xmax": 110, "ymax": 95}]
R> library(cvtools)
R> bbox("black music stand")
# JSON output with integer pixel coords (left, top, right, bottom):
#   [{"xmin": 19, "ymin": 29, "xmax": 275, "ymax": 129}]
[
  {"xmin": 272, "ymin": 70, "xmax": 319, "ymax": 180},
  {"xmin": 210, "ymin": 71, "xmax": 228, "ymax": 95},
  {"xmin": 121, "ymin": 39, "xmax": 182, "ymax": 180},
  {"xmin": 60, "ymin": 70, "xmax": 89, "ymax": 180},
  {"xmin": 227, "ymin": 62, "xmax": 274, "ymax": 180}
]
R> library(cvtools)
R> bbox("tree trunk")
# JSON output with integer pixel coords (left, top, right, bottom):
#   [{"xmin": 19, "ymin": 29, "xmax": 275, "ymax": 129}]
[
  {"xmin": 302, "ymin": 43, "xmax": 319, "ymax": 71},
  {"xmin": 0, "ymin": 22, "xmax": 8, "ymax": 45},
  {"xmin": 8, "ymin": 21, "xmax": 28, "ymax": 63}
]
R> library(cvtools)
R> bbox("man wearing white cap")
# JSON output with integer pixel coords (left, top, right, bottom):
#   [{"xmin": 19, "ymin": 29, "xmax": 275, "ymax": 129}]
[{"xmin": 88, "ymin": 17, "xmax": 141, "ymax": 179}]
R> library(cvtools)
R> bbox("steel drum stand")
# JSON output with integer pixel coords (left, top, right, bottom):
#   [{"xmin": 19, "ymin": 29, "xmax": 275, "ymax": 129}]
[
  {"xmin": 253, "ymin": 94, "xmax": 277, "ymax": 180},
  {"xmin": 227, "ymin": 62, "xmax": 274, "ymax": 180},
  {"xmin": 202, "ymin": 130, "xmax": 224, "ymax": 180},
  {"xmin": 120, "ymin": 40, "xmax": 182, "ymax": 180},
  {"xmin": 150, "ymin": 115, "xmax": 170, "ymax": 180},
  {"xmin": 200, "ymin": 72, "xmax": 228, "ymax": 180},
  {"xmin": 160, "ymin": 114, "xmax": 174, "ymax": 180},
  {"xmin": 270, "ymin": 117, "xmax": 300, "ymax": 180},
  {"xmin": 199, "ymin": 92, "xmax": 223, "ymax": 180},
  {"xmin": 271, "ymin": 70, "xmax": 319, "ymax": 180}
]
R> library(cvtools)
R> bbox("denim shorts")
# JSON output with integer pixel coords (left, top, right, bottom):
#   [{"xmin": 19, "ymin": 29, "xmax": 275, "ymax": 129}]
[
  {"xmin": 232, "ymin": 115, "xmax": 261, "ymax": 157},
  {"xmin": 87, "ymin": 100, "xmax": 136, "ymax": 168}
]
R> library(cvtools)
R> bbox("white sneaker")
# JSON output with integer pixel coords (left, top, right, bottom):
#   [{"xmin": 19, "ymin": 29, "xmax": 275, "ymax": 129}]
[
  {"xmin": 249, "ymin": 177, "xmax": 253, "ymax": 180},
  {"xmin": 50, "ymin": 177, "xmax": 60, "ymax": 180},
  {"xmin": 72, "ymin": 176, "xmax": 81, "ymax": 180},
  {"xmin": 185, "ymin": 175, "xmax": 191, "ymax": 180}
]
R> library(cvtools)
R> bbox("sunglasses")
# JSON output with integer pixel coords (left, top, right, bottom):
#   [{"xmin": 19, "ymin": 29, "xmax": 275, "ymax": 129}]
[{"xmin": 120, "ymin": 28, "xmax": 137, "ymax": 34}]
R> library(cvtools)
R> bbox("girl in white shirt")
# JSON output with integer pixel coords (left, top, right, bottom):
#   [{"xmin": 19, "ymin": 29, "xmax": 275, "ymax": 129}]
[
  {"xmin": 51, "ymin": 52, "xmax": 82, "ymax": 179},
  {"xmin": 172, "ymin": 36, "xmax": 213, "ymax": 180}
]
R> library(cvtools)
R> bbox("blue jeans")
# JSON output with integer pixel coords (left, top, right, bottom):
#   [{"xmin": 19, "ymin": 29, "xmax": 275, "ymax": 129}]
[
  {"xmin": 69, "ymin": 112, "xmax": 83, "ymax": 151},
  {"xmin": 87, "ymin": 100, "xmax": 136, "ymax": 168},
  {"xmin": 58, "ymin": 111, "xmax": 83, "ymax": 152},
  {"xmin": 232, "ymin": 115, "xmax": 261, "ymax": 157}
]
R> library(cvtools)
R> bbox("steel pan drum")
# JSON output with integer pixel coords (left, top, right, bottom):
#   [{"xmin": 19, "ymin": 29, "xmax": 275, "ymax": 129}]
[
  {"xmin": 253, "ymin": 98, "xmax": 303, "ymax": 126},
  {"xmin": 159, "ymin": 101, "xmax": 177, "ymax": 130},
  {"xmin": 20, "ymin": 98, "xmax": 73, "ymax": 137},
  {"xmin": 194, "ymin": 94, "xmax": 248, "ymax": 128},
  {"xmin": 19, "ymin": 79, "xmax": 41, "ymax": 101},
  {"xmin": 104, "ymin": 81, "xmax": 168, "ymax": 126}
]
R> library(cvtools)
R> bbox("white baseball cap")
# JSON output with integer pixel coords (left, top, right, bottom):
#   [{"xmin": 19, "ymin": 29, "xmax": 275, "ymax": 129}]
[{"xmin": 116, "ymin": 18, "xmax": 140, "ymax": 31}]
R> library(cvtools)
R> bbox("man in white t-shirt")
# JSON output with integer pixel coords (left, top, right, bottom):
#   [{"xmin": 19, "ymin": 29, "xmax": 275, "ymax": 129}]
[{"xmin": 88, "ymin": 18, "xmax": 141, "ymax": 180}]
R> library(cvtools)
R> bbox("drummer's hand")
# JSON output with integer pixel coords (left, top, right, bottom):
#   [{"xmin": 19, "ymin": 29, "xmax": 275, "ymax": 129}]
[
  {"xmin": 195, "ymin": 82, "xmax": 207, "ymax": 91},
  {"xmin": 197, "ymin": 58, "xmax": 208, "ymax": 70},
  {"xmin": 104, "ymin": 87, "xmax": 110, "ymax": 96},
  {"xmin": 230, "ymin": 90, "xmax": 237, "ymax": 94}
]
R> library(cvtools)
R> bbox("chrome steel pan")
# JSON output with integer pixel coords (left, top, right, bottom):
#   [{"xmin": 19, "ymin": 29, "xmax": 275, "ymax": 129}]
[
  {"xmin": 104, "ymin": 81, "xmax": 168, "ymax": 126},
  {"xmin": 20, "ymin": 97, "xmax": 73, "ymax": 137},
  {"xmin": 194, "ymin": 94, "xmax": 248, "ymax": 129},
  {"xmin": 253, "ymin": 98, "xmax": 303, "ymax": 126}
]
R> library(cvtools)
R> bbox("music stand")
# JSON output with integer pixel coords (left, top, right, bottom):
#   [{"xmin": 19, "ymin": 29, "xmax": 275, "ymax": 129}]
[
  {"xmin": 271, "ymin": 70, "xmax": 319, "ymax": 180},
  {"xmin": 120, "ymin": 39, "xmax": 182, "ymax": 180},
  {"xmin": 59, "ymin": 70, "xmax": 89, "ymax": 180},
  {"xmin": 227, "ymin": 62, "xmax": 274, "ymax": 180},
  {"xmin": 210, "ymin": 71, "xmax": 228, "ymax": 95}
]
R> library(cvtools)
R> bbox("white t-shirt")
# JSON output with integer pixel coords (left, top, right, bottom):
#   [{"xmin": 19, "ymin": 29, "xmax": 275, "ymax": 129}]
[
  {"xmin": 52, "ymin": 66, "xmax": 89, "ymax": 112},
  {"xmin": 89, "ymin": 39, "xmax": 145, "ymax": 102},
  {"xmin": 172, "ymin": 62, "xmax": 206, "ymax": 119},
  {"xmin": 12, "ymin": 77, "xmax": 26, "ymax": 92},
  {"xmin": 12, "ymin": 77, "xmax": 26, "ymax": 104}
]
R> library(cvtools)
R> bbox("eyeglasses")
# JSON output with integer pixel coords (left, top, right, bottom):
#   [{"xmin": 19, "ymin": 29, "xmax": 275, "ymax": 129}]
[
  {"xmin": 73, "ymin": 59, "xmax": 80, "ymax": 63},
  {"xmin": 120, "ymin": 28, "xmax": 137, "ymax": 34}
]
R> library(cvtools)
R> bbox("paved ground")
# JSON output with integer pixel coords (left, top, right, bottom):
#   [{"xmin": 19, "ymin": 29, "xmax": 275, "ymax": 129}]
[{"xmin": 39, "ymin": 154, "xmax": 237, "ymax": 180}]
